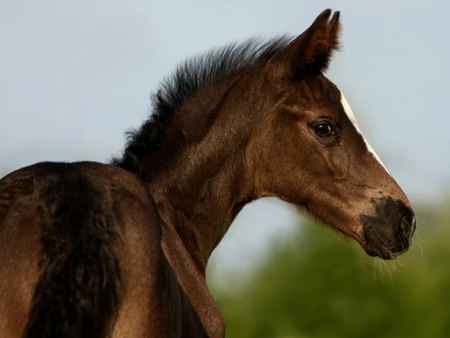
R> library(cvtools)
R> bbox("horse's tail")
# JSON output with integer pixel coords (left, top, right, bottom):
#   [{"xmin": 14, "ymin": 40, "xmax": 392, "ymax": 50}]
[{"xmin": 22, "ymin": 173, "xmax": 122, "ymax": 338}]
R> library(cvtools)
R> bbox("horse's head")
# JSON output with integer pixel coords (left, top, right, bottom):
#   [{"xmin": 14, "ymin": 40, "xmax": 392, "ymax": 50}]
[{"xmin": 251, "ymin": 10, "xmax": 415, "ymax": 260}]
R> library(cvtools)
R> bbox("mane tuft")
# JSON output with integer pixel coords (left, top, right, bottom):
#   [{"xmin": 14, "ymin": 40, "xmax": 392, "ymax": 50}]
[{"xmin": 111, "ymin": 36, "xmax": 292, "ymax": 176}]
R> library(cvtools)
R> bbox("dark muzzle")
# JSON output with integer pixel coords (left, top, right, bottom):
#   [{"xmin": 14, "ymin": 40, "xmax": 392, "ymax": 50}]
[{"xmin": 359, "ymin": 197, "xmax": 415, "ymax": 260}]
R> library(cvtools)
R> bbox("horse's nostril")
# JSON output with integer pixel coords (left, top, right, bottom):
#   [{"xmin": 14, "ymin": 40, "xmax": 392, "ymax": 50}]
[
  {"xmin": 400, "ymin": 213, "xmax": 416, "ymax": 236},
  {"xmin": 398, "ymin": 214, "xmax": 415, "ymax": 241},
  {"xmin": 392, "ymin": 216, "xmax": 414, "ymax": 254},
  {"xmin": 400, "ymin": 216, "xmax": 408, "ymax": 230}
]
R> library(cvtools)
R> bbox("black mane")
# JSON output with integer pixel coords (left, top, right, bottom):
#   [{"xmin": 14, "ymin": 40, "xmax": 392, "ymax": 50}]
[{"xmin": 111, "ymin": 36, "xmax": 292, "ymax": 175}]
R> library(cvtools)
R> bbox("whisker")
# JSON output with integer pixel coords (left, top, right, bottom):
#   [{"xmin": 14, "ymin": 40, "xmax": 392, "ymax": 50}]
[{"xmin": 359, "ymin": 254, "xmax": 404, "ymax": 282}]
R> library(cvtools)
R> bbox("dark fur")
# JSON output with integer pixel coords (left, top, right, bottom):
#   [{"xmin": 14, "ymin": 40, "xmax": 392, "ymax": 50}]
[
  {"xmin": 22, "ymin": 170, "xmax": 121, "ymax": 338},
  {"xmin": 111, "ymin": 36, "xmax": 292, "ymax": 175}
]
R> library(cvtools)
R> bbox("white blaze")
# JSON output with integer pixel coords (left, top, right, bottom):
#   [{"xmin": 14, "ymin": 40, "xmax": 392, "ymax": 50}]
[{"xmin": 340, "ymin": 92, "xmax": 389, "ymax": 173}]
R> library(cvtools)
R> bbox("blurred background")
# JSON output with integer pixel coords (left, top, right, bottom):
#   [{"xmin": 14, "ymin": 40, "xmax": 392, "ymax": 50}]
[{"xmin": 1, "ymin": 1, "xmax": 449, "ymax": 336}]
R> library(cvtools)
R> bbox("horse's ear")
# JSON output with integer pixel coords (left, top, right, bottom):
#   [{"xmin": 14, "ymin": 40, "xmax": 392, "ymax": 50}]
[{"xmin": 265, "ymin": 9, "xmax": 341, "ymax": 85}]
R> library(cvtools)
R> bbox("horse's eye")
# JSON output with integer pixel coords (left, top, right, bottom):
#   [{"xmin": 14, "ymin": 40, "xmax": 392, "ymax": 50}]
[{"xmin": 315, "ymin": 123, "xmax": 335, "ymax": 137}]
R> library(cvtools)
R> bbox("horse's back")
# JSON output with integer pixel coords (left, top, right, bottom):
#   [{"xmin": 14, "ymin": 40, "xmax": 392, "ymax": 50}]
[{"xmin": 0, "ymin": 162, "xmax": 170, "ymax": 337}]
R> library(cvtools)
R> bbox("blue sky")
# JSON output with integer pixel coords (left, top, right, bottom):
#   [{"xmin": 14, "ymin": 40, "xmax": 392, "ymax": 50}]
[{"xmin": 1, "ymin": 1, "xmax": 449, "ymax": 274}]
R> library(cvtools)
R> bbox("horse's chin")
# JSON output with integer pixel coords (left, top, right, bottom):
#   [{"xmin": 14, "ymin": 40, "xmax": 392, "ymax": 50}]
[{"xmin": 362, "ymin": 243, "xmax": 399, "ymax": 261}]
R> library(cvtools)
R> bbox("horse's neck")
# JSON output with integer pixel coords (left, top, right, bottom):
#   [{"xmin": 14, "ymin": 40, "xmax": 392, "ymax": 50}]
[
  {"xmin": 147, "ymin": 137, "xmax": 253, "ymax": 274},
  {"xmin": 144, "ymin": 71, "xmax": 262, "ymax": 275},
  {"xmin": 142, "ymin": 89, "xmax": 256, "ymax": 335}
]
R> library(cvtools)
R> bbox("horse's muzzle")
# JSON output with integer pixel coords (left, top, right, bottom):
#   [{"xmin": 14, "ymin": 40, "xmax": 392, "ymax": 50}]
[{"xmin": 359, "ymin": 197, "xmax": 415, "ymax": 260}]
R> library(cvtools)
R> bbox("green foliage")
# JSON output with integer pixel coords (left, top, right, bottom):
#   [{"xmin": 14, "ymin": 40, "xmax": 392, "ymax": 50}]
[{"xmin": 211, "ymin": 203, "xmax": 450, "ymax": 338}]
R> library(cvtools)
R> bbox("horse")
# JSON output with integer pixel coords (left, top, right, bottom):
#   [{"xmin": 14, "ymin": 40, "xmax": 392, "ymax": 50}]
[{"xmin": 0, "ymin": 9, "xmax": 415, "ymax": 338}]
